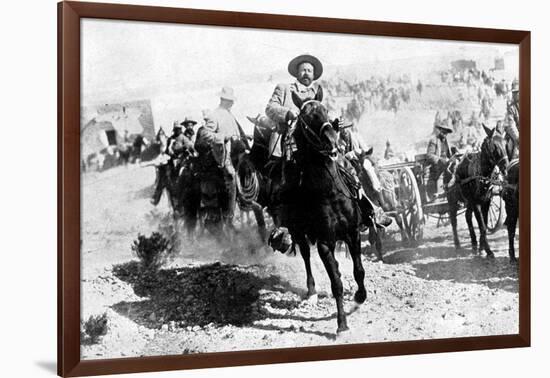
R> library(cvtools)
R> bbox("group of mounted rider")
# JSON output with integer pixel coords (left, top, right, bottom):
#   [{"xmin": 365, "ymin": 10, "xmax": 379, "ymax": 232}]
[
  {"xmin": 151, "ymin": 53, "xmax": 393, "ymax": 247},
  {"xmin": 150, "ymin": 52, "xmax": 520, "ymax": 260},
  {"xmin": 147, "ymin": 53, "xmax": 520, "ymax": 333}
]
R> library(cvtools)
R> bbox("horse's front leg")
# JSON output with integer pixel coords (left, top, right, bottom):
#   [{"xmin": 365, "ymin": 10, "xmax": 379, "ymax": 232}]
[
  {"xmin": 347, "ymin": 231, "xmax": 366, "ymax": 304},
  {"xmin": 474, "ymin": 203, "xmax": 494, "ymax": 258},
  {"xmin": 465, "ymin": 206, "xmax": 478, "ymax": 254},
  {"xmin": 448, "ymin": 192, "xmax": 461, "ymax": 250},
  {"xmin": 317, "ymin": 241, "xmax": 348, "ymax": 333},
  {"xmin": 296, "ymin": 234, "xmax": 316, "ymax": 299},
  {"xmin": 505, "ymin": 198, "xmax": 518, "ymax": 263}
]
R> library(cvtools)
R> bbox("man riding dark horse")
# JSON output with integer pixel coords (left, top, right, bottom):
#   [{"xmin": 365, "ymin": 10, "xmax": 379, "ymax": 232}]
[
  {"xmin": 265, "ymin": 54, "xmax": 388, "ymax": 246},
  {"xmin": 275, "ymin": 94, "xmax": 371, "ymax": 333}
]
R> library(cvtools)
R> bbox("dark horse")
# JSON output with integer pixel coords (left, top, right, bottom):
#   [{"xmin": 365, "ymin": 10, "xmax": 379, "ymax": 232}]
[
  {"xmin": 503, "ymin": 155, "xmax": 519, "ymax": 262},
  {"xmin": 285, "ymin": 92, "xmax": 368, "ymax": 333},
  {"xmin": 152, "ymin": 152, "xmax": 201, "ymax": 240},
  {"xmin": 447, "ymin": 125, "xmax": 509, "ymax": 258}
]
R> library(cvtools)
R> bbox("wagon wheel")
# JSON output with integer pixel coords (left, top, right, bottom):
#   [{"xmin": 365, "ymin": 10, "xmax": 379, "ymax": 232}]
[
  {"xmin": 487, "ymin": 193, "xmax": 504, "ymax": 234},
  {"xmin": 398, "ymin": 167, "xmax": 424, "ymax": 241}
]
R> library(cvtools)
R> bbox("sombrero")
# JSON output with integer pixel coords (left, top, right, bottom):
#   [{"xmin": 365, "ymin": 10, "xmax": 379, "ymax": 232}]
[
  {"xmin": 288, "ymin": 54, "xmax": 323, "ymax": 80},
  {"xmin": 435, "ymin": 124, "xmax": 453, "ymax": 133},
  {"xmin": 180, "ymin": 117, "xmax": 197, "ymax": 126}
]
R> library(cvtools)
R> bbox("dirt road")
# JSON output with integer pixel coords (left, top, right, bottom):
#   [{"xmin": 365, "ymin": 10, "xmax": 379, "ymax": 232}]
[{"xmin": 80, "ymin": 164, "xmax": 519, "ymax": 360}]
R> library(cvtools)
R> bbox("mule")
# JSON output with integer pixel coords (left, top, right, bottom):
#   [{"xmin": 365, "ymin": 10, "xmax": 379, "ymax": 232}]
[{"xmin": 447, "ymin": 125, "xmax": 509, "ymax": 258}]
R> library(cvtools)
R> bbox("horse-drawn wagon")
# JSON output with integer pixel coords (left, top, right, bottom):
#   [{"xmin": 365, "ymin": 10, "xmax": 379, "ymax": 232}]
[{"xmin": 376, "ymin": 152, "xmax": 504, "ymax": 242}]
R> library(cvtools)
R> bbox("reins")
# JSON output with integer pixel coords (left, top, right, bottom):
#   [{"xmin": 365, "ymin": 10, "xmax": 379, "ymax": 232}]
[
  {"xmin": 295, "ymin": 100, "xmax": 335, "ymax": 158},
  {"xmin": 294, "ymin": 101, "xmax": 357, "ymax": 201}
]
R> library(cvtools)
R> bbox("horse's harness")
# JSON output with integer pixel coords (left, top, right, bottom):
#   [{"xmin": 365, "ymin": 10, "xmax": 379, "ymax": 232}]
[{"xmin": 451, "ymin": 147, "xmax": 510, "ymax": 205}]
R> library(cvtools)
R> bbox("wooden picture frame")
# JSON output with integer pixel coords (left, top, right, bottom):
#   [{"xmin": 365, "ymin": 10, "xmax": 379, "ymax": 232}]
[{"xmin": 58, "ymin": 1, "xmax": 531, "ymax": 376}]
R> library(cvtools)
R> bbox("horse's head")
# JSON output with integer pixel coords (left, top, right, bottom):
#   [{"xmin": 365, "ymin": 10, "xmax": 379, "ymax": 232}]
[
  {"xmin": 481, "ymin": 124, "xmax": 509, "ymax": 174},
  {"xmin": 291, "ymin": 89, "xmax": 339, "ymax": 161}
]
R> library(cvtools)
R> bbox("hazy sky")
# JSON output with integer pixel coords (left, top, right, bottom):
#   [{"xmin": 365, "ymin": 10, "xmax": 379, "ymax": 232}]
[{"xmin": 81, "ymin": 18, "xmax": 517, "ymax": 104}]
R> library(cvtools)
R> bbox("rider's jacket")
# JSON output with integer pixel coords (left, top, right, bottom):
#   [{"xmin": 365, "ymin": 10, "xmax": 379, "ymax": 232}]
[
  {"xmin": 265, "ymin": 80, "xmax": 323, "ymax": 158},
  {"xmin": 426, "ymin": 136, "xmax": 451, "ymax": 165}
]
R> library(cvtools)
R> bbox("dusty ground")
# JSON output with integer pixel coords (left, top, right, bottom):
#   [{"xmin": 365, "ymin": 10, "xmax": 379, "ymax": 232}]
[{"xmin": 80, "ymin": 159, "xmax": 519, "ymax": 360}]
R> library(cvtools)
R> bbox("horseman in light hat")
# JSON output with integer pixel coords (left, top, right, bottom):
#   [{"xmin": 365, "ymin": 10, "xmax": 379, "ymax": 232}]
[{"xmin": 194, "ymin": 87, "xmax": 249, "ymax": 233}]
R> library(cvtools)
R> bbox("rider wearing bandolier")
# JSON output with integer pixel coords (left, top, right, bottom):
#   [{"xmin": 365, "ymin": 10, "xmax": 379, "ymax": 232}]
[{"xmin": 426, "ymin": 121, "xmax": 453, "ymax": 202}]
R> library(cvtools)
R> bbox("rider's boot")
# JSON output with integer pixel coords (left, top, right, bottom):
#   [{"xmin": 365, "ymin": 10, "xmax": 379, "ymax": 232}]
[{"xmin": 358, "ymin": 189, "xmax": 392, "ymax": 229}]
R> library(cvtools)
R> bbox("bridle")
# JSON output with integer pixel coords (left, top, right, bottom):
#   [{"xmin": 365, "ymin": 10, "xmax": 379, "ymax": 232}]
[
  {"xmin": 296, "ymin": 100, "xmax": 335, "ymax": 157},
  {"xmin": 483, "ymin": 137, "xmax": 509, "ymax": 173}
]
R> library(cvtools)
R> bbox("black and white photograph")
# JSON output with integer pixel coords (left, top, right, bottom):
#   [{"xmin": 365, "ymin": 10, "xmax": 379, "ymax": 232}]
[{"xmin": 79, "ymin": 18, "xmax": 520, "ymax": 360}]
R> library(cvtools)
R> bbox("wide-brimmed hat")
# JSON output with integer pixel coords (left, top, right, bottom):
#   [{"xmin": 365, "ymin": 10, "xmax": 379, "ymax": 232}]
[
  {"xmin": 435, "ymin": 124, "xmax": 453, "ymax": 134},
  {"xmin": 288, "ymin": 54, "xmax": 323, "ymax": 80},
  {"xmin": 218, "ymin": 86, "xmax": 236, "ymax": 101},
  {"xmin": 172, "ymin": 120, "xmax": 183, "ymax": 129},
  {"xmin": 180, "ymin": 117, "xmax": 197, "ymax": 126}
]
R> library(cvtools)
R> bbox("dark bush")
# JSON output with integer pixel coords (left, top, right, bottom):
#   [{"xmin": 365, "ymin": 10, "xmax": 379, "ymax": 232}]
[
  {"xmin": 131, "ymin": 232, "xmax": 170, "ymax": 272},
  {"xmin": 82, "ymin": 313, "xmax": 108, "ymax": 344}
]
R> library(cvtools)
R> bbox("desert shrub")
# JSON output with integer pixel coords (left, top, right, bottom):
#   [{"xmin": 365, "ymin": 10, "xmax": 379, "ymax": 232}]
[
  {"xmin": 131, "ymin": 232, "xmax": 170, "ymax": 271},
  {"xmin": 144, "ymin": 209, "xmax": 177, "ymax": 255},
  {"xmin": 82, "ymin": 313, "xmax": 108, "ymax": 344}
]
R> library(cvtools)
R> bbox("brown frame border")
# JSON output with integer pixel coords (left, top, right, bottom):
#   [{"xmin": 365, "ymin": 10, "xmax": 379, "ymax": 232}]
[{"xmin": 58, "ymin": 1, "xmax": 531, "ymax": 376}]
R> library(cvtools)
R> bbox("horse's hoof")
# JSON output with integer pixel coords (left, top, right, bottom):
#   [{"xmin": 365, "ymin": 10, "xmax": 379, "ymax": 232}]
[
  {"xmin": 337, "ymin": 323, "xmax": 350, "ymax": 334},
  {"xmin": 509, "ymin": 257, "xmax": 518, "ymax": 264},
  {"xmin": 486, "ymin": 252, "xmax": 495, "ymax": 259},
  {"xmin": 354, "ymin": 290, "xmax": 367, "ymax": 304}
]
